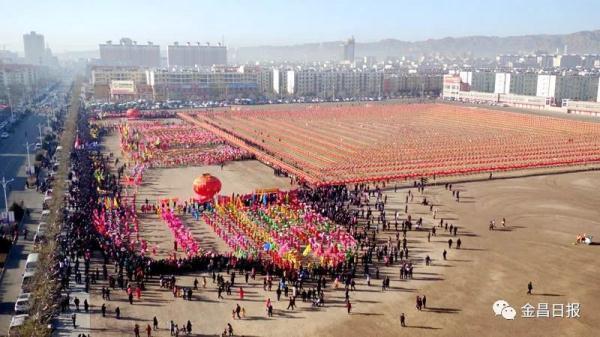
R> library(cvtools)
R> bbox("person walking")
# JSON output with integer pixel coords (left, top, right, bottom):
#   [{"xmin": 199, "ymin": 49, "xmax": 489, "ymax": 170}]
[
  {"xmin": 400, "ymin": 312, "xmax": 406, "ymax": 327},
  {"xmin": 71, "ymin": 313, "xmax": 77, "ymax": 328},
  {"xmin": 346, "ymin": 300, "xmax": 352, "ymax": 314},
  {"xmin": 146, "ymin": 324, "xmax": 152, "ymax": 337},
  {"xmin": 186, "ymin": 320, "xmax": 192, "ymax": 335},
  {"xmin": 443, "ymin": 250, "xmax": 447, "ymax": 260},
  {"xmin": 153, "ymin": 316, "xmax": 159, "ymax": 330},
  {"xmin": 422, "ymin": 295, "xmax": 427, "ymax": 308},
  {"xmin": 134, "ymin": 323, "xmax": 140, "ymax": 337},
  {"xmin": 287, "ymin": 296, "xmax": 296, "ymax": 310},
  {"xmin": 456, "ymin": 238, "xmax": 462, "ymax": 249},
  {"xmin": 527, "ymin": 281, "xmax": 533, "ymax": 295},
  {"xmin": 115, "ymin": 306, "xmax": 121, "ymax": 319},
  {"xmin": 101, "ymin": 303, "xmax": 106, "ymax": 317}
]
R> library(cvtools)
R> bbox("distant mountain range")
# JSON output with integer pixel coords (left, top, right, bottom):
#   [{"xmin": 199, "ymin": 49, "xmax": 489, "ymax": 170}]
[
  {"xmin": 230, "ymin": 29, "xmax": 600, "ymax": 63},
  {"xmin": 57, "ymin": 29, "xmax": 600, "ymax": 63}
]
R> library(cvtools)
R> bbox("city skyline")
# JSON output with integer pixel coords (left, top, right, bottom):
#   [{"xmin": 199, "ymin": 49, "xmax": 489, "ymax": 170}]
[{"xmin": 1, "ymin": 0, "xmax": 600, "ymax": 52}]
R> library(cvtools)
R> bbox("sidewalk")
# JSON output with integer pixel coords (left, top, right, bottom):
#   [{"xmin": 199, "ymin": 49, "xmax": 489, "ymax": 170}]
[
  {"xmin": 53, "ymin": 278, "xmax": 91, "ymax": 337},
  {"xmin": 0, "ymin": 186, "xmax": 43, "ymax": 332}
]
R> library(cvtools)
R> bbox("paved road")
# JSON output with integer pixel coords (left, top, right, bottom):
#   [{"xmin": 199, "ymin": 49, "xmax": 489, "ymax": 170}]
[
  {"xmin": 0, "ymin": 113, "xmax": 47, "ymax": 334},
  {"xmin": 0, "ymin": 114, "xmax": 46, "ymax": 208}
]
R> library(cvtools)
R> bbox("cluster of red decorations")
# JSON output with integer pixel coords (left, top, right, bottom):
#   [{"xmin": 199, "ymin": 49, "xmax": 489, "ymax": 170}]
[
  {"xmin": 126, "ymin": 108, "xmax": 141, "ymax": 119},
  {"xmin": 204, "ymin": 104, "xmax": 600, "ymax": 185}
]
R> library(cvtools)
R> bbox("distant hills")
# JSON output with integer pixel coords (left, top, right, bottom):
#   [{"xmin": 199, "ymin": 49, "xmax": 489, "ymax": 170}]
[
  {"xmin": 230, "ymin": 29, "xmax": 600, "ymax": 63},
  {"xmin": 57, "ymin": 29, "xmax": 600, "ymax": 63}
]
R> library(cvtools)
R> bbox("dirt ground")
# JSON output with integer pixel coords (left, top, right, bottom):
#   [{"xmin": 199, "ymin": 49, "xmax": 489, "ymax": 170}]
[
  {"xmin": 89, "ymin": 126, "xmax": 600, "ymax": 337},
  {"xmin": 102, "ymin": 131, "xmax": 295, "ymax": 259}
]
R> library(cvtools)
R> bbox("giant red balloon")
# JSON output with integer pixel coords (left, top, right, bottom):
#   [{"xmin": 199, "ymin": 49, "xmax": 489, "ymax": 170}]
[
  {"xmin": 126, "ymin": 108, "xmax": 141, "ymax": 119},
  {"xmin": 193, "ymin": 174, "xmax": 221, "ymax": 202}
]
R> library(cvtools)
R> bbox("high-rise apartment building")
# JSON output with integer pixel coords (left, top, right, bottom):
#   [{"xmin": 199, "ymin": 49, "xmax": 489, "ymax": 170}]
[
  {"xmin": 343, "ymin": 37, "xmax": 355, "ymax": 62},
  {"xmin": 23, "ymin": 31, "xmax": 45, "ymax": 65},
  {"xmin": 167, "ymin": 42, "xmax": 227, "ymax": 68},
  {"xmin": 99, "ymin": 38, "xmax": 161, "ymax": 67}
]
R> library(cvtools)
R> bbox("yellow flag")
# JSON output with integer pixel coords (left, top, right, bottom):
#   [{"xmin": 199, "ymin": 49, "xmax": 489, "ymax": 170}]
[{"xmin": 302, "ymin": 244, "xmax": 312, "ymax": 257}]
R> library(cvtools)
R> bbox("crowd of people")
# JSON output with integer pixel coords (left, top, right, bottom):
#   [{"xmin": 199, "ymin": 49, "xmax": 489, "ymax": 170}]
[{"xmin": 40, "ymin": 108, "xmax": 474, "ymax": 336}]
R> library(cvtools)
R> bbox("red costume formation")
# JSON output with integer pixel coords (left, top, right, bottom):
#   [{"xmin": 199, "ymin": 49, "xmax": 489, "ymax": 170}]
[
  {"xmin": 119, "ymin": 121, "xmax": 251, "ymax": 168},
  {"xmin": 92, "ymin": 192, "xmax": 148, "ymax": 256},
  {"xmin": 159, "ymin": 206, "xmax": 201, "ymax": 257},
  {"xmin": 204, "ymin": 104, "xmax": 600, "ymax": 185}
]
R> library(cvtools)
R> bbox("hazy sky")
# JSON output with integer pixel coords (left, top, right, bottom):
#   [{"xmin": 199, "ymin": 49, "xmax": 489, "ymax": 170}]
[{"xmin": 1, "ymin": 0, "xmax": 599, "ymax": 53}]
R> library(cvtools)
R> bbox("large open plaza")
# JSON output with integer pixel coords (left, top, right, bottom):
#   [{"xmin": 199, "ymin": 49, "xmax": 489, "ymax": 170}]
[{"xmin": 62, "ymin": 102, "xmax": 599, "ymax": 337}]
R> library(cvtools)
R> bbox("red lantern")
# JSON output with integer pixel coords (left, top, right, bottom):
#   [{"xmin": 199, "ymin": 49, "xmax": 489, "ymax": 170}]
[
  {"xmin": 193, "ymin": 173, "xmax": 222, "ymax": 203},
  {"xmin": 126, "ymin": 108, "xmax": 141, "ymax": 119}
]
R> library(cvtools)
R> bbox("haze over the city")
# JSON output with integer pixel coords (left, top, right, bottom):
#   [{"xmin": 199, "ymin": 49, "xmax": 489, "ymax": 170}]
[
  {"xmin": 2, "ymin": 1, "xmax": 600, "ymax": 337},
  {"xmin": 1, "ymin": 0, "xmax": 600, "ymax": 52}
]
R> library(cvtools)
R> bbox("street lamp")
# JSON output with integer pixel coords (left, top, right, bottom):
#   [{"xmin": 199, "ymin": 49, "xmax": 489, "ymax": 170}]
[{"xmin": 1, "ymin": 177, "xmax": 14, "ymax": 219}]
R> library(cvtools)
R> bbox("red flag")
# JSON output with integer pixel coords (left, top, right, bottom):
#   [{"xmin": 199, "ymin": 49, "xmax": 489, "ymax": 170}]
[{"xmin": 74, "ymin": 134, "xmax": 81, "ymax": 149}]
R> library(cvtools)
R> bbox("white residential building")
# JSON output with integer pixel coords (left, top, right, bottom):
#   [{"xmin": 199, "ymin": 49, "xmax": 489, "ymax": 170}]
[
  {"xmin": 494, "ymin": 73, "xmax": 511, "ymax": 94},
  {"xmin": 536, "ymin": 74, "xmax": 557, "ymax": 98}
]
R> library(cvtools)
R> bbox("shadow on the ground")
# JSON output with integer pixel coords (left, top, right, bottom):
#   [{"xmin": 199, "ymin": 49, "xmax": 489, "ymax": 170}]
[
  {"xmin": 424, "ymin": 306, "xmax": 461, "ymax": 314},
  {"xmin": 406, "ymin": 325, "xmax": 441, "ymax": 330}
]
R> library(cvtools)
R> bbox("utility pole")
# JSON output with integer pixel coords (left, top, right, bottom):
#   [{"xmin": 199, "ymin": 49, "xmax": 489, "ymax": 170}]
[
  {"xmin": 37, "ymin": 123, "xmax": 43, "ymax": 146},
  {"xmin": 7, "ymin": 86, "xmax": 14, "ymax": 120},
  {"xmin": 1, "ymin": 177, "xmax": 14, "ymax": 218},
  {"xmin": 24, "ymin": 141, "xmax": 32, "ymax": 175}
]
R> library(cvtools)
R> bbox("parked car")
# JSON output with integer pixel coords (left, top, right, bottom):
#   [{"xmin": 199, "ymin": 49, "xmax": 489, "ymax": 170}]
[
  {"xmin": 14, "ymin": 293, "xmax": 31, "ymax": 314},
  {"xmin": 8, "ymin": 314, "xmax": 29, "ymax": 336},
  {"xmin": 24, "ymin": 253, "xmax": 39, "ymax": 274}
]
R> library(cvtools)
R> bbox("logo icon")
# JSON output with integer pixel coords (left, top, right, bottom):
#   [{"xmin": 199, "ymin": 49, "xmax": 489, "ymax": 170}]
[
  {"xmin": 493, "ymin": 300, "xmax": 516, "ymax": 320},
  {"xmin": 501, "ymin": 306, "xmax": 517, "ymax": 320},
  {"xmin": 493, "ymin": 300, "xmax": 510, "ymax": 316}
]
